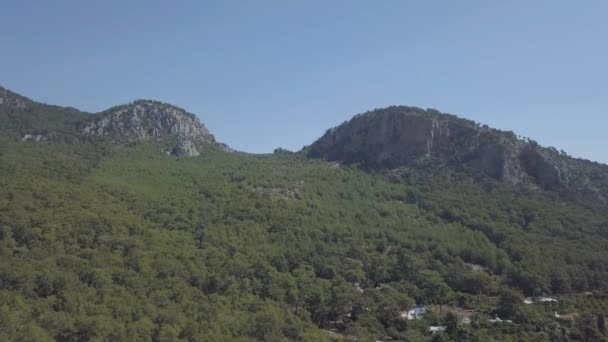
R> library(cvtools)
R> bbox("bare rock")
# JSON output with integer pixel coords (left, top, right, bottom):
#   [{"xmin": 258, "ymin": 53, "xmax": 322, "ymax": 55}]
[
  {"xmin": 305, "ymin": 106, "xmax": 576, "ymax": 190},
  {"xmin": 81, "ymin": 100, "xmax": 215, "ymax": 144},
  {"xmin": 171, "ymin": 140, "xmax": 200, "ymax": 157},
  {"xmin": 21, "ymin": 134, "xmax": 48, "ymax": 142},
  {"xmin": 307, "ymin": 107, "xmax": 476, "ymax": 168}
]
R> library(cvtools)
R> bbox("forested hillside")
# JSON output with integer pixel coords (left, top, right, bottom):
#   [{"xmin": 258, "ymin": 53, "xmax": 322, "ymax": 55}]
[{"xmin": 1, "ymin": 88, "xmax": 607, "ymax": 341}]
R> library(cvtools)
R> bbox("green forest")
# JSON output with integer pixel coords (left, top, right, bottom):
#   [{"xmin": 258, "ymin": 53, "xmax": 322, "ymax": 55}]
[{"xmin": 1, "ymin": 136, "xmax": 607, "ymax": 341}]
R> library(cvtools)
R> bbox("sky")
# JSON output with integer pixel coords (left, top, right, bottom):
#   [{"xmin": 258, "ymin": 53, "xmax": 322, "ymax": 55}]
[{"xmin": 1, "ymin": 1, "xmax": 607, "ymax": 162}]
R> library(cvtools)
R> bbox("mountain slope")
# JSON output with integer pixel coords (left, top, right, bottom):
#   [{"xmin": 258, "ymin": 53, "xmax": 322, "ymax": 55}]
[
  {"xmin": 0, "ymin": 86, "xmax": 88, "ymax": 140},
  {"xmin": 1, "ymin": 87, "xmax": 608, "ymax": 341},
  {"xmin": 1, "ymin": 86, "xmax": 217, "ymax": 155},
  {"xmin": 306, "ymin": 106, "xmax": 608, "ymax": 209}
]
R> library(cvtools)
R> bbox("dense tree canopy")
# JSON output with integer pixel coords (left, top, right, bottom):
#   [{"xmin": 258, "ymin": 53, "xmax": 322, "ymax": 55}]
[{"xmin": 0, "ymin": 137, "xmax": 607, "ymax": 341}]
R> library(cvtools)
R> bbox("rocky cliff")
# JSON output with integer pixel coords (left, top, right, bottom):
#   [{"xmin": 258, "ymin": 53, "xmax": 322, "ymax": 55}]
[
  {"xmin": 306, "ymin": 106, "xmax": 608, "ymax": 204},
  {"xmin": 80, "ymin": 100, "xmax": 215, "ymax": 156},
  {"xmin": 1, "ymin": 85, "xmax": 217, "ymax": 157},
  {"xmin": 307, "ymin": 108, "xmax": 474, "ymax": 168}
]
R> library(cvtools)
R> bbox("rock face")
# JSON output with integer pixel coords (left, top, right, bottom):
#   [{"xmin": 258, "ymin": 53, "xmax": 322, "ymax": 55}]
[
  {"xmin": 2, "ymin": 85, "xmax": 217, "ymax": 157},
  {"xmin": 82, "ymin": 100, "xmax": 214, "ymax": 143},
  {"xmin": 81, "ymin": 100, "xmax": 215, "ymax": 156},
  {"xmin": 306, "ymin": 106, "xmax": 605, "ymax": 195},
  {"xmin": 171, "ymin": 139, "xmax": 200, "ymax": 157},
  {"xmin": 21, "ymin": 134, "xmax": 48, "ymax": 142},
  {"xmin": 308, "ymin": 108, "xmax": 474, "ymax": 168}
]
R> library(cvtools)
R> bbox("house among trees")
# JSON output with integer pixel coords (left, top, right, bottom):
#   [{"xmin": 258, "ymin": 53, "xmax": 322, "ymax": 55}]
[
  {"xmin": 555, "ymin": 312, "xmax": 578, "ymax": 321},
  {"xmin": 429, "ymin": 326, "xmax": 446, "ymax": 334},
  {"xmin": 402, "ymin": 305, "xmax": 428, "ymax": 320},
  {"xmin": 489, "ymin": 315, "xmax": 513, "ymax": 323},
  {"xmin": 538, "ymin": 296, "xmax": 558, "ymax": 303},
  {"xmin": 524, "ymin": 296, "xmax": 558, "ymax": 304}
]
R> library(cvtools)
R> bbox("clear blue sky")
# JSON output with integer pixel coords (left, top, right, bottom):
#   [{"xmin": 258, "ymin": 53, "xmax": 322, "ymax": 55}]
[{"xmin": 1, "ymin": 1, "xmax": 607, "ymax": 162}]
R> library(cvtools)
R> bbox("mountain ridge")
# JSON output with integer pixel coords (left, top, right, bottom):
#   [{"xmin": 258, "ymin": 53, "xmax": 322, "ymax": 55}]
[
  {"xmin": 1, "ymin": 85, "xmax": 216, "ymax": 156},
  {"xmin": 305, "ymin": 106, "xmax": 608, "ymax": 209},
  {"xmin": 3, "ymin": 85, "xmax": 608, "ymax": 204},
  {"xmin": 3, "ymin": 84, "xmax": 605, "ymax": 164}
]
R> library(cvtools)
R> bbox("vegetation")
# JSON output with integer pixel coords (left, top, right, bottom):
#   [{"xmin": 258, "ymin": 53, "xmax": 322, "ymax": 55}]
[
  {"xmin": 1, "ymin": 89, "xmax": 607, "ymax": 341},
  {"xmin": 0, "ymin": 87, "xmax": 86, "ymax": 140},
  {"xmin": 0, "ymin": 137, "xmax": 607, "ymax": 341}
]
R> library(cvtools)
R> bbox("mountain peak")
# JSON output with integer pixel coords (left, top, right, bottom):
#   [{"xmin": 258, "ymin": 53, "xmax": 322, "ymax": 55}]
[
  {"xmin": 306, "ymin": 106, "xmax": 608, "ymax": 206},
  {"xmin": 0, "ymin": 85, "xmax": 217, "ymax": 156},
  {"xmin": 307, "ymin": 106, "xmax": 480, "ymax": 168},
  {"xmin": 81, "ymin": 100, "xmax": 214, "ymax": 144}
]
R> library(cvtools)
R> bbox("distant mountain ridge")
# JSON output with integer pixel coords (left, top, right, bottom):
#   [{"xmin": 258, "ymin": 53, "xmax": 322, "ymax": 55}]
[
  {"xmin": 0, "ymin": 85, "xmax": 215, "ymax": 156},
  {"xmin": 305, "ymin": 106, "xmax": 608, "ymax": 208},
  {"xmin": 81, "ymin": 100, "xmax": 214, "ymax": 143},
  {"xmin": 2, "ymin": 85, "xmax": 608, "ymax": 205}
]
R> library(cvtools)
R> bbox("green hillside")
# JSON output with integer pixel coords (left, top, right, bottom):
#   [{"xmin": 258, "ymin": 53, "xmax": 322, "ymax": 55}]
[
  {"xmin": 1, "ymin": 137, "xmax": 607, "ymax": 341},
  {"xmin": 0, "ymin": 86, "xmax": 87, "ymax": 140}
]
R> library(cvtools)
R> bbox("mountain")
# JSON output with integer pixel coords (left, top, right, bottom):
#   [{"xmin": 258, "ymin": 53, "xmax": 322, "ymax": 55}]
[
  {"xmin": 1, "ymin": 86, "xmax": 608, "ymax": 341},
  {"xmin": 0, "ymin": 86, "xmax": 216, "ymax": 156},
  {"xmin": 306, "ymin": 106, "xmax": 608, "ymax": 209},
  {"xmin": 80, "ymin": 100, "xmax": 215, "ymax": 156},
  {"xmin": 0, "ymin": 85, "xmax": 88, "ymax": 140}
]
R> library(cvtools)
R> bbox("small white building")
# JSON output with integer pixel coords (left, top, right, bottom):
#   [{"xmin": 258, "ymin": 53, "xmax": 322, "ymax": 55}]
[
  {"xmin": 524, "ymin": 296, "xmax": 558, "ymax": 304},
  {"xmin": 429, "ymin": 326, "xmax": 446, "ymax": 334},
  {"xmin": 538, "ymin": 296, "xmax": 558, "ymax": 303},
  {"xmin": 404, "ymin": 305, "xmax": 427, "ymax": 320},
  {"xmin": 488, "ymin": 315, "xmax": 513, "ymax": 323}
]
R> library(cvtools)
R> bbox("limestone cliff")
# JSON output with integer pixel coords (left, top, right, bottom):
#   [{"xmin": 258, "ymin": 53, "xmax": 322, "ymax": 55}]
[
  {"xmin": 82, "ymin": 100, "xmax": 213, "ymax": 142},
  {"xmin": 305, "ymin": 106, "xmax": 607, "ymax": 203},
  {"xmin": 307, "ymin": 108, "xmax": 473, "ymax": 168},
  {"xmin": 1, "ymin": 85, "xmax": 217, "ymax": 157},
  {"xmin": 80, "ymin": 100, "xmax": 214, "ymax": 156}
]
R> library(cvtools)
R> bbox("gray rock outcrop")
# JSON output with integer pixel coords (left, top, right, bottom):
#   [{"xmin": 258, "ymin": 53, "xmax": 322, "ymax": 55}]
[
  {"xmin": 171, "ymin": 139, "xmax": 200, "ymax": 157},
  {"xmin": 21, "ymin": 134, "xmax": 48, "ymax": 142},
  {"xmin": 81, "ymin": 100, "xmax": 215, "ymax": 144},
  {"xmin": 79, "ymin": 100, "xmax": 216, "ymax": 157},
  {"xmin": 305, "ymin": 106, "xmax": 587, "ymax": 192},
  {"xmin": 308, "ymin": 109, "xmax": 475, "ymax": 168}
]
